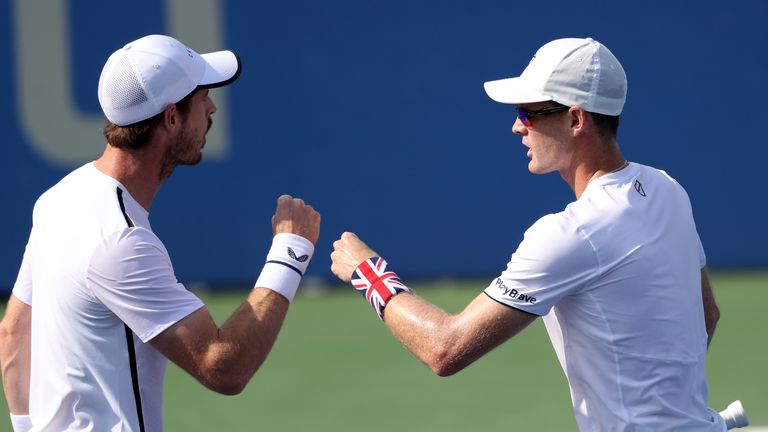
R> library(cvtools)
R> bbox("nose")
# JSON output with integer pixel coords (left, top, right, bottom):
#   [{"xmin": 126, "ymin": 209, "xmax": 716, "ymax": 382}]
[
  {"xmin": 512, "ymin": 117, "xmax": 527, "ymax": 136},
  {"xmin": 206, "ymin": 93, "xmax": 217, "ymax": 115}
]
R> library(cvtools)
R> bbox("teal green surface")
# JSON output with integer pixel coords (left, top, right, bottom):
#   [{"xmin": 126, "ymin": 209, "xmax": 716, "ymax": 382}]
[{"xmin": 0, "ymin": 272, "xmax": 765, "ymax": 431}]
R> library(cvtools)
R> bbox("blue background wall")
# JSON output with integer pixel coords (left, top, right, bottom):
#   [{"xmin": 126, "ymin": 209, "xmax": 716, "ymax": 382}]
[{"xmin": 2, "ymin": 1, "xmax": 766, "ymax": 293}]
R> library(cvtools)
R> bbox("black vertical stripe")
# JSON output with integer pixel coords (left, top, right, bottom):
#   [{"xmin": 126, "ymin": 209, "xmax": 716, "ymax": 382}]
[
  {"xmin": 116, "ymin": 187, "xmax": 145, "ymax": 432},
  {"xmin": 117, "ymin": 187, "xmax": 134, "ymax": 228},
  {"xmin": 124, "ymin": 325, "xmax": 146, "ymax": 432}
]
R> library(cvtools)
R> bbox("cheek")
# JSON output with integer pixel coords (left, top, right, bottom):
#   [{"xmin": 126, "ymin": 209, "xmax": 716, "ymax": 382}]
[
  {"xmin": 187, "ymin": 112, "xmax": 206, "ymax": 135},
  {"xmin": 532, "ymin": 140, "xmax": 559, "ymax": 159}
]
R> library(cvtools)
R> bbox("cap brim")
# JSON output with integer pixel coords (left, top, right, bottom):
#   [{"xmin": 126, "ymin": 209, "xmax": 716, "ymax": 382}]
[
  {"xmin": 199, "ymin": 50, "xmax": 242, "ymax": 88},
  {"xmin": 483, "ymin": 77, "xmax": 553, "ymax": 105}
]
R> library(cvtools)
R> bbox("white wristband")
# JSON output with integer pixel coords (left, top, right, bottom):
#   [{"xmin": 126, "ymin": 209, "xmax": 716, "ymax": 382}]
[
  {"xmin": 10, "ymin": 413, "xmax": 32, "ymax": 432},
  {"xmin": 255, "ymin": 233, "xmax": 314, "ymax": 303}
]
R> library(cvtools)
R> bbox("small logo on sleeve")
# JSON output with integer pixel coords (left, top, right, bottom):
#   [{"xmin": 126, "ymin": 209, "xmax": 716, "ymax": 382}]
[
  {"xmin": 287, "ymin": 247, "xmax": 309, "ymax": 262},
  {"xmin": 493, "ymin": 278, "xmax": 536, "ymax": 304}
]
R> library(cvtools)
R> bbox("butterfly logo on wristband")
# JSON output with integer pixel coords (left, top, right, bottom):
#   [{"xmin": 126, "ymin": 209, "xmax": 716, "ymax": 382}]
[{"xmin": 287, "ymin": 247, "xmax": 309, "ymax": 262}]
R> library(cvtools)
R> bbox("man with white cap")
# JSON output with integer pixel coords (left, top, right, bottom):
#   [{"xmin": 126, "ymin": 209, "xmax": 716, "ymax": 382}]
[
  {"xmin": 0, "ymin": 34, "xmax": 321, "ymax": 431},
  {"xmin": 330, "ymin": 37, "xmax": 725, "ymax": 430}
]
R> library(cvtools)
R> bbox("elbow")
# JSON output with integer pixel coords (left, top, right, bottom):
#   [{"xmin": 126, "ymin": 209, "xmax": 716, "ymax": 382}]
[
  {"xmin": 417, "ymin": 325, "xmax": 470, "ymax": 377},
  {"xmin": 424, "ymin": 347, "xmax": 465, "ymax": 377},
  {"xmin": 0, "ymin": 322, "xmax": 9, "ymax": 345},
  {"xmin": 711, "ymin": 305, "xmax": 721, "ymax": 326},
  {"xmin": 201, "ymin": 367, "xmax": 250, "ymax": 395},
  {"xmin": 432, "ymin": 363, "xmax": 460, "ymax": 378},
  {"xmin": 199, "ymin": 355, "xmax": 260, "ymax": 395},
  {"xmin": 0, "ymin": 317, "xmax": 16, "ymax": 341},
  {"xmin": 207, "ymin": 378, "xmax": 248, "ymax": 396},
  {"xmin": 0, "ymin": 321, "xmax": 17, "ymax": 355},
  {"xmin": 706, "ymin": 303, "xmax": 721, "ymax": 331},
  {"xmin": 707, "ymin": 305, "xmax": 721, "ymax": 334},
  {"xmin": 430, "ymin": 360, "xmax": 464, "ymax": 378}
]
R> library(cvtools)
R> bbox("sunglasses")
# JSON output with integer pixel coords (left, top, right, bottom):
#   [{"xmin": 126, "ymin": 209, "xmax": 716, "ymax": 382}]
[{"xmin": 515, "ymin": 105, "xmax": 570, "ymax": 127}]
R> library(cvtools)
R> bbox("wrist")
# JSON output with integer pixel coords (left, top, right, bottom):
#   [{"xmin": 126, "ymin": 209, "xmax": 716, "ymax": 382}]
[
  {"xmin": 255, "ymin": 233, "xmax": 314, "ymax": 303},
  {"xmin": 351, "ymin": 257, "xmax": 411, "ymax": 320}
]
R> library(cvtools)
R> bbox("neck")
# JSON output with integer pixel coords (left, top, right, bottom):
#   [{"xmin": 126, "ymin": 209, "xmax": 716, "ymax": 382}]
[
  {"xmin": 94, "ymin": 144, "xmax": 166, "ymax": 211},
  {"xmin": 562, "ymin": 141, "xmax": 626, "ymax": 199}
]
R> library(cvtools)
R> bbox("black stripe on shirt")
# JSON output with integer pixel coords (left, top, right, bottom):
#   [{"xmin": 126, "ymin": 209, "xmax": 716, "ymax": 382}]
[
  {"xmin": 116, "ymin": 187, "xmax": 145, "ymax": 432},
  {"xmin": 124, "ymin": 325, "xmax": 146, "ymax": 432},
  {"xmin": 117, "ymin": 187, "xmax": 134, "ymax": 228}
]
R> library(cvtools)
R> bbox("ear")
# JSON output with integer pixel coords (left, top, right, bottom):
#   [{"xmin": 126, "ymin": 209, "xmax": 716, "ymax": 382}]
[
  {"xmin": 569, "ymin": 107, "xmax": 588, "ymax": 137},
  {"xmin": 161, "ymin": 104, "xmax": 181, "ymax": 130}
]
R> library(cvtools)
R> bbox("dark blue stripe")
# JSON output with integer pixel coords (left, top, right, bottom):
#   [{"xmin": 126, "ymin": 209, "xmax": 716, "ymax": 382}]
[{"xmin": 266, "ymin": 260, "xmax": 303, "ymax": 276}]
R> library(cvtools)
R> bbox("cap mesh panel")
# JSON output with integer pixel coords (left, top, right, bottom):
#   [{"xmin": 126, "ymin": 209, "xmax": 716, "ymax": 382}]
[{"xmin": 107, "ymin": 56, "xmax": 148, "ymax": 110}]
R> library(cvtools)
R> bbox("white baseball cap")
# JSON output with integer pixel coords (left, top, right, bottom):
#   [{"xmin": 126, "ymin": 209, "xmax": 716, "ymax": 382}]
[
  {"xmin": 98, "ymin": 34, "xmax": 242, "ymax": 126},
  {"xmin": 484, "ymin": 38, "xmax": 626, "ymax": 116}
]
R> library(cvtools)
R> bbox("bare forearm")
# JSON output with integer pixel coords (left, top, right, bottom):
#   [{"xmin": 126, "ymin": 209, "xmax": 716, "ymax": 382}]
[
  {"xmin": 216, "ymin": 288, "xmax": 290, "ymax": 380},
  {"xmin": 384, "ymin": 291, "xmax": 537, "ymax": 377},
  {"xmin": 197, "ymin": 288, "xmax": 290, "ymax": 394},
  {"xmin": 0, "ymin": 348, "xmax": 29, "ymax": 414},
  {"xmin": 384, "ymin": 293, "xmax": 480, "ymax": 377},
  {"xmin": 330, "ymin": 232, "xmax": 537, "ymax": 378},
  {"xmin": 0, "ymin": 296, "xmax": 31, "ymax": 414},
  {"xmin": 155, "ymin": 194, "xmax": 320, "ymax": 395},
  {"xmin": 199, "ymin": 195, "xmax": 320, "ymax": 391},
  {"xmin": 153, "ymin": 288, "xmax": 291, "ymax": 395}
]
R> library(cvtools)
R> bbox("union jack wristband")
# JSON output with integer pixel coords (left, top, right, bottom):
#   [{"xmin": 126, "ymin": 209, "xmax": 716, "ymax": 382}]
[{"xmin": 352, "ymin": 257, "xmax": 411, "ymax": 320}]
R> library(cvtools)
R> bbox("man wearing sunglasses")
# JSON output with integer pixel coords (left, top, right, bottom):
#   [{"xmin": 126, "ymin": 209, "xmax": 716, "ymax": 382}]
[{"xmin": 330, "ymin": 38, "xmax": 724, "ymax": 430}]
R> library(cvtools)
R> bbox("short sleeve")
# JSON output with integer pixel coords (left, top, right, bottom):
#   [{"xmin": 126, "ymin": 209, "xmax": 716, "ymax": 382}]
[
  {"xmin": 12, "ymin": 234, "xmax": 34, "ymax": 306},
  {"xmin": 484, "ymin": 214, "xmax": 599, "ymax": 316},
  {"xmin": 697, "ymin": 233, "xmax": 706, "ymax": 268},
  {"xmin": 88, "ymin": 227, "xmax": 204, "ymax": 342}
]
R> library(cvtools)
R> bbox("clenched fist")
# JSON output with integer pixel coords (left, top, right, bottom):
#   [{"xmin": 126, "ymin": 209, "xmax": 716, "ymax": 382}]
[
  {"xmin": 330, "ymin": 232, "xmax": 378, "ymax": 282},
  {"xmin": 272, "ymin": 195, "xmax": 321, "ymax": 245}
]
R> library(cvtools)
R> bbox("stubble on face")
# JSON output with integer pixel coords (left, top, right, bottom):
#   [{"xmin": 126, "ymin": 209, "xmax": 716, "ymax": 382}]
[{"xmin": 158, "ymin": 122, "xmax": 205, "ymax": 181}]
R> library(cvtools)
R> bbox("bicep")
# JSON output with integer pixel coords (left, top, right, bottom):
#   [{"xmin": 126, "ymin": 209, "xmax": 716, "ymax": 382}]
[
  {"xmin": 454, "ymin": 293, "xmax": 538, "ymax": 351},
  {"xmin": 12, "ymin": 238, "xmax": 34, "ymax": 306},
  {"xmin": 0, "ymin": 295, "xmax": 31, "ymax": 345},
  {"xmin": 1, "ymin": 295, "xmax": 31, "ymax": 328}
]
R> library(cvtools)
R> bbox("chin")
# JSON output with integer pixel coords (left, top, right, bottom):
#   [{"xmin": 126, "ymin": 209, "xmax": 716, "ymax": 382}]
[
  {"xmin": 528, "ymin": 161, "xmax": 557, "ymax": 175},
  {"xmin": 181, "ymin": 154, "xmax": 203, "ymax": 166},
  {"xmin": 528, "ymin": 162, "xmax": 543, "ymax": 174}
]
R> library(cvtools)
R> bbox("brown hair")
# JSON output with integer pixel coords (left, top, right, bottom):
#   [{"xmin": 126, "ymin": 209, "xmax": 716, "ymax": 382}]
[
  {"xmin": 103, "ymin": 89, "xmax": 199, "ymax": 150},
  {"xmin": 588, "ymin": 111, "xmax": 620, "ymax": 140}
]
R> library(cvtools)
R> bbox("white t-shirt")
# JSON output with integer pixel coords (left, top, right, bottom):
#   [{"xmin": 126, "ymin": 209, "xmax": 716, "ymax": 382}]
[
  {"xmin": 485, "ymin": 163, "xmax": 725, "ymax": 431},
  {"xmin": 13, "ymin": 163, "xmax": 204, "ymax": 432}
]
